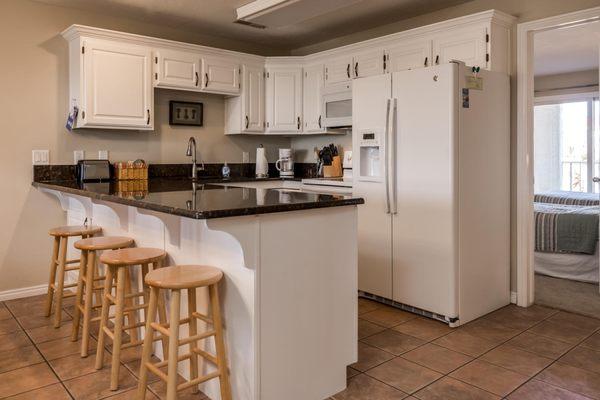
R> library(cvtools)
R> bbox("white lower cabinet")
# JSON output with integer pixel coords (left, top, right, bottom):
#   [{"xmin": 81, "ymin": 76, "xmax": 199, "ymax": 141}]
[
  {"xmin": 154, "ymin": 48, "xmax": 201, "ymax": 90},
  {"xmin": 78, "ymin": 38, "xmax": 153, "ymax": 129},
  {"xmin": 432, "ymin": 24, "xmax": 488, "ymax": 68},
  {"xmin": 201, "ymin": 57, "xmax": 240, "ymax": 95},
  {"xmin": 303, "ymin": 64, "xmax": 325, "ymax": 133},
  {"xmin": 265, "ymin": 67, "xmax": 302, "ymax": 133}
]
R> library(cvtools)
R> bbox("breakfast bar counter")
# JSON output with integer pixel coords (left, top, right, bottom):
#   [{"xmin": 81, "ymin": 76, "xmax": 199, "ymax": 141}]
[{"xmin": 34, "ymin": 177, "xmax": 362, "ymax": 400}]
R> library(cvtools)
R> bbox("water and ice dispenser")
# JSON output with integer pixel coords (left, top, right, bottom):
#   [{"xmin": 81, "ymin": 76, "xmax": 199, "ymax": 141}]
[{"xmin": 358, "ymin": 129, "xmax": 383, "ymax": 180}]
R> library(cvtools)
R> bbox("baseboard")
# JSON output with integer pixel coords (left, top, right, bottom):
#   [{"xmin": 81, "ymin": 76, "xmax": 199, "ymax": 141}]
[
  {"xmin": 510, "ymin": 291, "xmax": 517, "ymax": 304},
  {"xmin": 0, "ymin": 284, "xmax": 47, "ymax": 301}
]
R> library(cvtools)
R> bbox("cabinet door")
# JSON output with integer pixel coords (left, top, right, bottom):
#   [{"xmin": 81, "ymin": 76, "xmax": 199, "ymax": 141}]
[
  {"xmin": 353, "ymin": 49, "xmax": 385, "ymax": 78},
  {"xmin": 266, "ymin": 67, "xmax": 302, "ymax": 133},
  {"xmin": 303, "ymin": 64, "xmax": 325, "ymax": 133},
  {"xmin": 82, "ymin": 38, "xmax": 153, "ymax": 129},
  {"xmin": 201, "ymin": 57, "xmax": 240, "ymax": 94},
  {"xmin": 386, "ymin": 40, "xmax": 432, "ymax": 72},
  {"xmin": 154, "ymin": 48, "xmax": 201, "ymax": 90},
  {"xmin": 242, "ymin": 65, "xmax": 264, "ymax": 133},
  {"xmin": 432, "ymin": 25, "xmax": 488, "ymax": 68},
  {"xmin": 325, "ymin": 55, "xmax": 353, "ymax": 86}
]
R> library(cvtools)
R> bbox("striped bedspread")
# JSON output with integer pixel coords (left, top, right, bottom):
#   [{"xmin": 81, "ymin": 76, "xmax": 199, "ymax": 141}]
[{"xmin": 534, "ymin": 191, "xmax": 600, "ymax": 206}]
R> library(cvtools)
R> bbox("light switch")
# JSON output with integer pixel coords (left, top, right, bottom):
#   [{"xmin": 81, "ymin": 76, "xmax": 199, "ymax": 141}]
[
  {"xmin": 32, "ymin": 150, "xmax": 49, "ymax": 165},
  {"xmin": 74, "ymin": 150, "xmax": 84, "ymax": 164},
  {"xmin": 98, "ymin": 150, "xmax": 109, "ymax": 160}
]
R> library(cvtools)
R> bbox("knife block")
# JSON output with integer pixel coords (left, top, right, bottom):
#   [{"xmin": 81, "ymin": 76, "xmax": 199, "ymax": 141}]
[{"xmin": 323, "ymin": 156, "xmax": 343, "ymax": 178}]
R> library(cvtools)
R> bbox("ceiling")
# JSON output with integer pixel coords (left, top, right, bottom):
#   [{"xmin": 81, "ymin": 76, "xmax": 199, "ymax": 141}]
[
  {"xmin": 32, "ymin": 0, "xmax": 473, "ymax": 54},
  {"xmin": 534, "ymin": 21, "xmax": 600, "ymax": 76}
]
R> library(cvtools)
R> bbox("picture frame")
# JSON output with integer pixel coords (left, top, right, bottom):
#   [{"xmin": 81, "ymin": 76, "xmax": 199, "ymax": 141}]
[{"xmin": 169, "ymin": 101, "xmax": 203, "ymax": 126}]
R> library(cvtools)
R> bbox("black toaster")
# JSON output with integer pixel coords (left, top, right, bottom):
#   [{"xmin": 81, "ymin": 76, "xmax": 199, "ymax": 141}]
[{"xmin": 77, "ymin": 159, "xmax": 111, "ymax": 182}]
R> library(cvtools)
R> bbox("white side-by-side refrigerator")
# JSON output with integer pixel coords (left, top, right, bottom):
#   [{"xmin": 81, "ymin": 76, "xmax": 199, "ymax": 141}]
[{"xmin": 353, "ymin": 62, "xmax": 510, "ymax": 326}]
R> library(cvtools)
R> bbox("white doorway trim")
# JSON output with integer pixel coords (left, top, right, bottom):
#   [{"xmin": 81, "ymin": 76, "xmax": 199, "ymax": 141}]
[{"xmin": 516, "ymin": 7, "xmax": 600, "ymax": 307}]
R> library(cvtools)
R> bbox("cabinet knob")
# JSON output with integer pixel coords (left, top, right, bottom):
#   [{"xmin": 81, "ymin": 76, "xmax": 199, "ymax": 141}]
[
  {"xmin": 146, "ymin": 109, "xmax": 150, "ymax": 125},
  {"xmin": 435, "ymin": 55, "xmax": 440, "ymax": 65},
  {"xmin": 354, "ymin": 62, "xmax": 358, "ymax": 77},
  {"xmin": 195, "ymin": 72, "xmax": 199, "ymax": 86},
  {"xmin": 346, "ymin": 63, "xmax": 350, "ymax": 79},
  {"xmin": 205, "ymin": 73, "xmax": 209, "ymax": 87},
  {"xmin": 424, "ymin": 57, "xmax": 428, "ymax": 67},
  {"xmin": 318, "ymin": 115, "xmax": 322, "ymax": 129},
  {"xmin": 297, "ymin": 116, "xmax": 301, "ymax": 130},
  {"xmin": 245, "ymin": 115, "xmax": 249, "ymax": 129}
]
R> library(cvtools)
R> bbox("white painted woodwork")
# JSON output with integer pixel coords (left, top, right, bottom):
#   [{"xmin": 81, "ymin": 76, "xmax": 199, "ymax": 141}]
[
  {"xmin": 353, "ymin": 49, "xmax": 385, "ymax": 78},
  {"xmin": 432, "ymin": 24, "xmax": 488, "ymax": 68},
  {"xmin": 324, "ymin": 55, "xmax": 353, "ymax": 85},
  {"xmin": 265, "ymin": 66, "xmax": 302, "ymax": 132},
  {"xmin": 81, "ymin": 38, "xmax": 153, "ymax": 129},
  {"xmin": 201, "ymin": 56, "xmax": 241, "ymax": 94},
  {"xmin": 386, "ymin": 40, "xmax": 433, "ymax": 72},
  {"xmin": 303, "ymin": 64, "xmax": 325, "ymax": 133},
  {"xmin": 243, "ymin": 65, "xmax": 265, "ymax": 132},
  {"xmin": 154, "ymin": 48, "xmax": 201, "ymax": 90}
]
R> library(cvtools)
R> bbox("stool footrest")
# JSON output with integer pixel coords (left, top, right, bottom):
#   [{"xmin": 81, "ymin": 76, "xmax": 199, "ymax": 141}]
[
  {"xmin": 191, "ymin": 311, "xmax": 213, "ymax": 325},
  {"xmin": 180, "ymin": 330, "xmax": 216, "ymax": 346},
  {"xmin": 65, "ymin": 266, "xmax": 80, "ymax": 271},
  {"xmin": 146, "ymin": 362, "xmax": 169, "ymax": 383},
  {"xmin": 150, "ymin": 322, "xmax": 170, "ymax": 338},
  {"xmin": 122, "ymin": 321, "xmax": 145, "ymax": 331},
  {"xmin": 125, "ymin": 291, "xmax": 146, "ymax": 299},
  {"xmin": 178, "ymin": 371, "xmax": 221, "ymax": 391},
  {"xmin": 124, "ymin": 303, "xmax": 147, "ymax": 312},
  {"xmin": 154, "ymin": 352, "xmax": 192, "ymax": 369},
  {"xmin": 192, "ymin": 347, "xmax": 218, "ymax": 365},
  {"xmin": 55, "ymin": 258, "xmax": 79, "ymax": 265}
]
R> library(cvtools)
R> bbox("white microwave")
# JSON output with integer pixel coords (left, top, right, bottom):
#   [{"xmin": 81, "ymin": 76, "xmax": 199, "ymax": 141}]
[{"xmin": 321, "ymin": 82, "xmax": 352, "ymax": 129}]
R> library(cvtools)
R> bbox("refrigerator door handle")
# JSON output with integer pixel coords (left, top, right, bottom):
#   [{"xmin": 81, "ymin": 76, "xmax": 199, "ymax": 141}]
[
  {"xmin": 384, "ymin": 98, "xmax": 392, "ymax": 214},
  {"xmin": 391, "ymin": 98, "xmax": 398, "ymax": 214}
]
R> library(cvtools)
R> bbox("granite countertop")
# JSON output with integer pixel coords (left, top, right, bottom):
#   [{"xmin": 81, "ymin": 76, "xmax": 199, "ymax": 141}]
[{"xmin": 32, "ymin": 178, "xmax": 364, "ymax": 219}]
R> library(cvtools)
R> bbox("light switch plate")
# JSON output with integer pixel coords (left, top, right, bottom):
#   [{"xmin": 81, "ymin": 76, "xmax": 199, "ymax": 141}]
[
  {"xmin": 242, "ymin": 151, "xmax": 250, "ymax": 163},
  {"xmin": 74, "ymin": 150, "xmax": 84, "ymax": 164},
  {"xmin": 98, "ymin": 150, "xmax": 109, "ymax": 160},
  {"xmin": 32, "ymin": 150, "xmax": 49, "ymax": 165}
]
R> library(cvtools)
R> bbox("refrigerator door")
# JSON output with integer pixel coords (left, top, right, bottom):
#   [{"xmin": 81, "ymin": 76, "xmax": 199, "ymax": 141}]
[
  {"xmin": 353, "ymin": 74, "xmax": 393, "ymax": 299},
  {"xmin": 391, "ymin": 63, "xmax": 459, "ymax": 318}
]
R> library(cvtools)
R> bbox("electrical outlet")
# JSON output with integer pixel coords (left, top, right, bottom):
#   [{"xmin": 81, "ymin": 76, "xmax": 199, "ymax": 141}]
[
  {"xmin": 98, "ymin": 150, "xmax": 109, "ymax": 160},
  {"xmin": 242, "ymin": 151, "xmax": 250, "ymax": 163},
  {"xmin": 74, "ymin": 150, "xmax": 84, "ymax": 164},
  {"xmin": 32, "ymin": 150, "xmax": 49, "ymax": 165}
]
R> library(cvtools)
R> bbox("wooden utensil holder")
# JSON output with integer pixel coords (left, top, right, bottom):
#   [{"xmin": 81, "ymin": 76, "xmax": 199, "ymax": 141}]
[{"xmin": 323, "ymin": 156, "xmax": 343, "ymax": 178}]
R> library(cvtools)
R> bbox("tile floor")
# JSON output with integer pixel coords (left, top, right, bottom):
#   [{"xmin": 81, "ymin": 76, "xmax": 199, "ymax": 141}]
[
  {"xmin": 330, "ymin": 298, "xmax": 600, "ymax": 400},
  {"xmin": 1, "ymin": 293, "xmax": 600, "ymax": 399}
]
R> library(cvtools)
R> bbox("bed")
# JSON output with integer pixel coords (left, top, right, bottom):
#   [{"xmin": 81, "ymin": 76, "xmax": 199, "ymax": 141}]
[{"xmin": 534, "ymin": 191, "xmax": 599, "ymax": 284}]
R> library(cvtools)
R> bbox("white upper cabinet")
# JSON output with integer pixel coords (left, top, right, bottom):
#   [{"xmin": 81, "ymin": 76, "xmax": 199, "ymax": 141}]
[
  {"xmin": 432, "ymin": 24, "xmax": 488, "ymax": 68},
  {"xmin": 243, "ymin": 65, "xmax": 265, "ymax": 132},
  {"xmin": 266, "ymin": 66, "xmax": 302, "ymax": 133},
  {"xmin": 325, "ymin": 55, "xmax": 353, "ymax": 85},
  {"xmin": 201, "ymin": 57, "xmax": 241, "ymax": 95},
  {"xmin": 386, "ymin": 40, "xmax": 433, "ymax": 72},
  {"xmin": 154, "ymin": 48, "xmax": 201, "ymax": 90},
  {"xmin": 80, "ymin": 38, "xmax": 153, "ymax": 129},
  {"xmin": 303, "ymin": 64, "xmax": 325, "ymax": 133},
  {"xmin": 353, "ymin": 49, "xmax": 386, "ymax": 78}
]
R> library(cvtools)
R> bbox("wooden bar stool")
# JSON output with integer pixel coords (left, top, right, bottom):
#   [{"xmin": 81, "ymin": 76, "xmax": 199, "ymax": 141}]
[
  {"xmin": 71, "ymin": 236, "xmax": 135, "ymax": 357},
  {"xmin": 137, "ymin": 265, "xmax": 232, "ymax": 400},
  {"xmin": 96, "ymin": 247, "xmax": 169, "ymax": 391},
  {"xmin": 46, "ymin": 225, "xmax": 102, "ymax": 328}
]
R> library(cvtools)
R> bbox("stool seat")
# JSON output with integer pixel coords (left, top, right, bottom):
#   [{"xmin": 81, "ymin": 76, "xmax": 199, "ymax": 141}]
[
  {"xmin": 74, "ymin": 236, "xmax": 134, "ymax": 251},
  {"xmin": 145, "ymin": 265, "xmax": 223, "ymax": 289},
  {"xmin": 100, "ymin": 248, "xmax": 166, "ymax": 266},
  {"xmin": 49, "ymin": 225, "xmax": 102, "ymax": 237}
]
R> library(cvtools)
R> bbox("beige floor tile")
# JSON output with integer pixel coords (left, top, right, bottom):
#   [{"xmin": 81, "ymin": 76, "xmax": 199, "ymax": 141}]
[
  {"xmin": 37, "ymin": 336, "xmax": 97, "ymax": 361},
  {"xmin": 581, "ymin": 332, "xmax": 600, "ymax": 351},
  {"xmin": 392, "ymin": 318, "xmax": 452, "ymax": 341},
  {"xmin": 361, "ymin": 307, "xmax": 416, "ymax": 328},
  {"xmin": 483, "ymin": 304, "xmax": 553, "ymax": 331},
  {"xmin": 433, "ymin": 330, "xmax": 497, "ymax": 357},
  {"xmin": 536, "ymin": 362, "xmax": 600, "ymax": 399},
  {"xmin": 449, "ymin": 360, "xmax": 528, "ymax": 397},
  {"xmin": 507, "ymin": 379, "xmax": 593, "ymax": 400},
  {"xmin": 347, "ymin": 367, "xmax": 360, "ymax": 379},
  {"xmin": 528, "ymin": 320, "xmax": 593, "ymax": 344},
  {"xmin": 0, "ymin": 318, "xmax": 23, "ymax": 335},
  {"xmin": 547, "ymin": 312, "xmax": 600, "ymax": 332},
  {"xmin": 0, "ymin": 331, "xmax": 34, "ymax": 352},
  {"xmin": 402, "ymin": 343, "xmax": 472, "ymax": 374},
  {"xmin": 26, "ymin": 323, "xmax": 73, "ymax": 344},
  {"xmin": 507, "ymin": 331, "xmax": 573, "ymax": 359},
  {"xmin": 559, "ymin": 346, "xmax": 600, "ymax": 375},
  {"xmin": 350, "ymin": 342, "xmax": 395, "ymax": 372},
  {"xmin": 0, "ymin": 345, "xmax": 44, "ymax": 374},
  {"xmin": 333, "ymin": 374, "xmax": 408, "ymax": 400},
  {"xmin": 5, "ymin": 295, "xmax": 48, "ymax": 317},
  {"xmin": 49, "ymin": 351, "xmax": 111, "ymax": 381},
  {"xmin": 459, "ymin": 319, "xmax": 520, "ymax": 344},
  {"xmin": 358, "ymin": 318, "xmax": 386, "ymax": 339},
  {"xmin": 0, "ymin": 304, "xmax": 14, "ymax": 321},
  {"xmin": 4, "ymin": 383, "xmax": 72, "ymax": 400},
  {"xmin": 63, "ymin": 366, "xmax": 138, "ymax": 399},
  {"xmin": 148, "ymin": 376, "xmax": 211, "ymax": 400},
  {"xmin": 362, "ymin": 330, "xmax": 425, "ymax": 355},
  {"xmin": 123, "ymin": 355, "xmax": 164, "ymax": 383},
  {"xmin": 104, "ymin": 387, "xmax": 160, "ymax": 399},
  {"xmin": 366, "ymin": 357, "xmax": 442, "ymax": 394},
  {"xmin": 16, "ymin": 313, "xmax": 71, "ymax": 330},
  {"xmin": 414, "ymin": 376, "xmax": 500, "ymax": 400},
  {"xmin": 358, "ymin": 298, "xmax": 382, "ymax": 315},
  {"xmin": 0, "ymin": 363, "xmax": 59, "ymax": 398},
  {"xmin": 479, "ymin": 344, "xmax": 553, "ymax": 376}
]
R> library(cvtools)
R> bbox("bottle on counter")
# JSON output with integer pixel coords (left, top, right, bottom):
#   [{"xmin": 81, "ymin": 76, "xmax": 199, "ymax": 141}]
[{"xmin": 222, "ymin": 162, "xmax": 231, "ymax": 179}]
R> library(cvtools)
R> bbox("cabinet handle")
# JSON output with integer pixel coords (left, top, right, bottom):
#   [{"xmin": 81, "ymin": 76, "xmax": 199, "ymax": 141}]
[
  {"xmin": 435, "ymin": 55, "xmax": 440, "ymax": 65},
  {"xmin": 195, "ymin": 72, "xmax": 199, "ymax": 86},
  {"xmin": 346, "ymin": 63, "xmax": 350, "ymax": 78},
  {"xmin": 424, "ymin": 57, "xmax": 428, "ymax": 67},
  {"xmin": 318, "ymin": 115, "xmax": 322, "ymax": 129},
  {"xmin": 245, "ymin": 115, "xmax": 249, "ymax": 129},
  {"xmin": 146, "ymin": 109, "xmax": 150, "ymax": 125},
  {"xmin": 383, "ymin": 54, "xmax": 387, "ymax": 71},
  {"xmin": 297, "ymin": 116, "xmax": 301, "ymax": 130},
  {"xmin": 205, "ymin": 73, "xmax": 209, "ymax": 87},
  {"xmin": 355, "ymin": 62, "xmax": 358, "ymax": 77}
]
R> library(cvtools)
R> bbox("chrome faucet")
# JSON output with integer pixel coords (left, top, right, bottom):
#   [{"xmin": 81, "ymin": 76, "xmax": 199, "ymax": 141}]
[{"xmin": 186, "ymin": 137, "xmax": 205, "ymax": 180}]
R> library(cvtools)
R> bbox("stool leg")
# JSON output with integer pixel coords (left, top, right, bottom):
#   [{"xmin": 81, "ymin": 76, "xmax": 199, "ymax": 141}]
[
  {"xmin": 53, "ymin": 236, "xmax": 69, "ymax": 328},
  {"xmin": 137, "ymin": 286, "xmax": 158, "ymax": 400},
  {"xmin": 123, "ymin": 269, "xmax": 139, "ymax": 343},
  {"xmin": 95, "ymin": 265, "xmax": 114, "ymax": 370},
  {"xmin": 166, "ymin": 289, "xmax": 181, "ymax": 400},
  {"xmin": 110, "ymin": 266, "xmax": 127, "ymax": 391},
  {"xmin": 210, "ymin": 284, "xmax": 232, "ymax": 400},
  {"xmin": 81, "ymin": 250, "xmax": 96, "ymax": 357},
  {"xmin": 187, "ymin": 288, "xmax": 199, "ymax": 394},
  {"xmin": 45, "ymin": 236, "xmax": 60, "ymax": 317},
  {"xmin": 71, "ymin": 249, "xmax": 88, "ymax": 341},
  {"xmin": 154, "ymin": 261, "xmax": 169, "ymax": 359}
]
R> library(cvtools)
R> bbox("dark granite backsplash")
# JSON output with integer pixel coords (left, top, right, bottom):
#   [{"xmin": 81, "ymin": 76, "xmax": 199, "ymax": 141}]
[{"xmin": 34, "ymin": 162, "xmax": 319, "ymax": 182}]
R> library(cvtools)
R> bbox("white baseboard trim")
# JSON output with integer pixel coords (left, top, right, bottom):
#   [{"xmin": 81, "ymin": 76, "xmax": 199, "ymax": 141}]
[
  {"xmin": 510, "ymin": 291, "xmax": 517, "ymax": 304},
  {"xmin": 0, "ymin": 284, "xmax": 47, "ymax": 302}
]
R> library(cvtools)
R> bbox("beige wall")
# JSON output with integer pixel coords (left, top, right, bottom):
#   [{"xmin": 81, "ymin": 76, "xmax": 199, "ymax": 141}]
[{"xmin": 535, "ymin": 70, "xmax": 599, "ymax": 97}]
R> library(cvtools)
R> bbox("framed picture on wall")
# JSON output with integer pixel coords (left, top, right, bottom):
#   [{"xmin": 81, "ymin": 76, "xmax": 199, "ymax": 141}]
[{"xmin": 169, "ymin": 101, "xmax": 203, "ymax": 126}]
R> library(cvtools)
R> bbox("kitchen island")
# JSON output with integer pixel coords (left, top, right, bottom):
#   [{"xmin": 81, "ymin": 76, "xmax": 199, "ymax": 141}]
[{"xmin": 33, "ymin": 178, "xmax": 363, "ymax": 400}]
